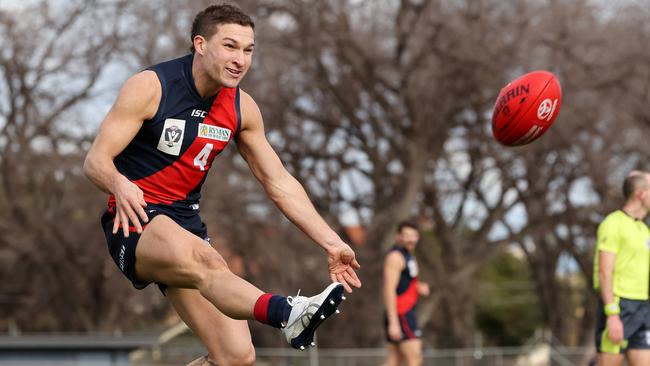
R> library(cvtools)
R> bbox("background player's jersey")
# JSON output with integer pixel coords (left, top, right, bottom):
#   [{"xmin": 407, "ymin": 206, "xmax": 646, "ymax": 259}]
[
  {"xmin": 389, "ymin": 245, "xmax": 419, "ymax": 315},
  {"xmin": 109, "ymin": 54, "xmax": 241, "ymax": 212}
]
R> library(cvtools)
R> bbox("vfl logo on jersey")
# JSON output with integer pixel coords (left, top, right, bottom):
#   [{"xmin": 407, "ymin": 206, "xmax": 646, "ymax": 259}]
[
  {"xmin": 157, "ymin": 118, "xmax": 185, "ymax": 156},
  {"xmin": 198, "ymin": 123, "xmax": 231, "ymax": 142},
  {"xmin": 407, "ymin": 258, "xmax": 419, "ymax": 277}
]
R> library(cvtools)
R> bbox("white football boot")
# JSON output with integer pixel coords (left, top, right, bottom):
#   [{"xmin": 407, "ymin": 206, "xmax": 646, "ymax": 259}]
[{"xmin": 282, "ymin": 282, "xmax": 346, "ymax": 349}]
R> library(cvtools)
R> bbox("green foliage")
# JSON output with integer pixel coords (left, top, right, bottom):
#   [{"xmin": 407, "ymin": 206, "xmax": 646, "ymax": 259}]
[{"xmin": 475, "ymin": 251, "xmax": 542, "ymax": 346}]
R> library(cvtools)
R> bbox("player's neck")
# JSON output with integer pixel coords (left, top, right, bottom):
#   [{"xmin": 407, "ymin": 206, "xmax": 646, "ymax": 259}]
[
  {"xmin": 192, "ymin": 59, "xmax": 222, "ymax": 99},
  {"xmin": 622, "ymin": 202, "xmax": 647, "ymax": 220}
]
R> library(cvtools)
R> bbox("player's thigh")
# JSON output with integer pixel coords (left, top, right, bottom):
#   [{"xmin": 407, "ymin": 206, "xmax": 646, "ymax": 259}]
[
  {"xmin": 626, "ymin": 349, "xmax": 650, "ymax": 366},
  {"xmin": 597, "ymin": 352, "xmax": 624, "ymax": 366},
  {"xmin": 167, "ymin": 287, "xmax": 255, "ymax": 366},
  {"xmin": 135, "ymin": 215, "xmax": 227, "ymax": 288},
  {"xmin": 398, "ymin": 339, "xmax": 422, "ymax": 365}
]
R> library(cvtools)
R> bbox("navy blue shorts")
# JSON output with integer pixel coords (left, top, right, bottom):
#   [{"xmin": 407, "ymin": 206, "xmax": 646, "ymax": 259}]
[
  {"xmin": 384, "ymin": 309, "xmax": 422, "ymax": 343},
  {"xmin": 595, "ymin": 298, "xmax": 650, "ymax": 354},
  {"xmin": 101, "ymin": 203, "xmax": 209, "ymax": 291}
]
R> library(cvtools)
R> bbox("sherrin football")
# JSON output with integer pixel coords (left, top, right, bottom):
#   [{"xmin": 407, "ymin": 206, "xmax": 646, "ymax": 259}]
[{"xmin": 491, "ymin": 70, "xmax": 562, "ymax": 146}]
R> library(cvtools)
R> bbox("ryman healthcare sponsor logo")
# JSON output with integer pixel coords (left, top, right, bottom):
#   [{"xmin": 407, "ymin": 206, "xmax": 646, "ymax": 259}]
[{"xmin": 198, "ymin": 123, "xmax": 231, "ymax": 142}]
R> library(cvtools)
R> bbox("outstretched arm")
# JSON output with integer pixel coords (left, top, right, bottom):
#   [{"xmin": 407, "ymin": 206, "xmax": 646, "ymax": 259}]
[
  {"xmin": 235, "ymin": 90, "xmax": 361, "ymax": 292},
  {"xmin": 83, "ymin": 71, "xmax": 160, "ymax": 237}
]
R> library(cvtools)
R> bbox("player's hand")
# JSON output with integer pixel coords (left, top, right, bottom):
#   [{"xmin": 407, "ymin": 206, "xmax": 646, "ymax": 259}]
[
  {"xmin": 112, "ymin": 174, "xmax": 148, "ymax": 237},
  {"xmin": 416, "ymin": 282, "xmax": 430, "ymax": 297},
  {"xmin": 388, "ymin": 321, "xmax": 402, "ymax": 342},
  {"xmin": 327, "ymin": 242, "xmax": 361, "ymax": 293},
  {"xmin": 606, "ymin": 315, "xmax": 624, "ymax": 344}
]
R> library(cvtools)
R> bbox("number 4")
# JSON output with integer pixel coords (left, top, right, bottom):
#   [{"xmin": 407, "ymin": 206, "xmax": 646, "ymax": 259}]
[{"xmin": 193, "ymin": 143, "xmax": 213, "ymax": 171}]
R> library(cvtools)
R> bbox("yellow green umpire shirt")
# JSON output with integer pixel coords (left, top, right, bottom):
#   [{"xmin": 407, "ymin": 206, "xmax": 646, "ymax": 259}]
[{"xmin": 593, "ymin": 210, "xmax": 650, "ymax": 300}]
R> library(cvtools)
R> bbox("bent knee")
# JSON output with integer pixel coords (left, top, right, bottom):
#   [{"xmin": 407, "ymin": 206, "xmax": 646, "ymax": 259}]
[
  {"xmin": 219, "ymin": 345, "xmax": 255, "ymax": 366},
  {"xmin": 179, "ymin": 241, "xmax": 231, "ymax": 287},
  {"xmin": 191, "ymin": 243, "xmax": 229, "ymax": 273}
]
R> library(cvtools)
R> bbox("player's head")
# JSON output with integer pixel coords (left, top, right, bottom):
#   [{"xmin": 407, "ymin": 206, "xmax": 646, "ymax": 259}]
[
  {"xmin": 191, "ymin": 4, "xmax": 255, "ymax": 87},
  {"xmin": 396, "ymin": 221, "xmax": 420, "ymax": 252},
  {"xmin": 623, "ymin": 170, "xmax": 650, "ymax": 209}
]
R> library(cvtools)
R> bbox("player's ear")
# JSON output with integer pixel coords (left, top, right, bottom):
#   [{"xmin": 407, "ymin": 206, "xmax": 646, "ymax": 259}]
[{"xmin": 193, "ymin": 35, "xmax": 206, "ymax": 55}]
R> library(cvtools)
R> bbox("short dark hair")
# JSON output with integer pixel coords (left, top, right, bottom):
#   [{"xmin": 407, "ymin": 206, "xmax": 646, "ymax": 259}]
[
  {"xmin": 190, "ymin": 4, "xmax": 255, "ymax": 54},
  {"xmin": 397, "ymin": 220, "xmax": 419, "ymax": 233},
  {"xmin": 623, "ymin": 173, "xmax": 648, "ymax": 200}
]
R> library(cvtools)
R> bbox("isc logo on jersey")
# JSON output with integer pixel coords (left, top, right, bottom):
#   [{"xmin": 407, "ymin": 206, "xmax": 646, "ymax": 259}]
[
  {"xmin": 198, "ymin": 123, "xmax": 231, "ymax": 142},
  {"xmin": 157, "ymin": 118, "xmax": 185, "ymax": 156}
]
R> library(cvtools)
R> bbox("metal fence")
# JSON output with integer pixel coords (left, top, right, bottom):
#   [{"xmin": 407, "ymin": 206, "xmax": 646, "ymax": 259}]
[{"xmin": 135, "ymin": 345, "xmax": 594, "ymax": 366}]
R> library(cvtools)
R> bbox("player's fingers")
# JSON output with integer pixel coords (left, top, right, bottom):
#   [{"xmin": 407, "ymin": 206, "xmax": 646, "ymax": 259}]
[
  {"xmin": 330, "ymin": 273, "xmax": 337, "ymax": 284},
  {"xmin": 337, "ymin": 273, "xmax": 353, "ymax": 293},
  {"xmin": 342, "ymin": 271, "xmax": 361, "ymax": 289},
  {"xmin": 611, "ymin": 329, "xmax": 621, "ymax": 343},
  {"xmin": 344, "ymin": 267, "xmax": 361, "ymax": 288},
  {"xmin": 137, "ymin": 190, "xmax": 147, "ymax": 207},
  {"xmin": 118, "ymin": 208, "xmax": 130, "ymax": 238},
  {"xmin": 125, "ymin": 205, "xmax": 143, "ymax": 234},
  {"xmin": 134, "ymin": 201, "xmax": 149, "ymax": 223},
  {"xmin": 137, "ymin": 208, "xmax": 149, "ymax": 224},
  {"xmin": 136, "ymin": 192, "xmax": 149, "ymax": 223},
  {"xmin": 112, "ymin": 208, "xmax": 120, "ymax": 234},
  {"xmin": 351, "ymin": 258, "xmax": 361, "ymax": 269},
  {"xmin": 125, "ymin": 196, "xmax": 145, "ymax": 223}
]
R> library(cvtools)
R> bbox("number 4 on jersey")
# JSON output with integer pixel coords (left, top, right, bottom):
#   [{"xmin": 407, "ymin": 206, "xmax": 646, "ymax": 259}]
[{"xmin": 193, "ymin": 143, "xmax": 213, "ymax": 171}]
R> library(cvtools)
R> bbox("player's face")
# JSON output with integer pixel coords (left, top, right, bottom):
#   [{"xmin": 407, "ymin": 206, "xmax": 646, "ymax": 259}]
[
  {"xmin": 201, "ymin": 23, "xmax": 254, "ymax": 88},
  {"xmin": 397, "ymin": 227, "xmax": 420, "ymax": 252}
]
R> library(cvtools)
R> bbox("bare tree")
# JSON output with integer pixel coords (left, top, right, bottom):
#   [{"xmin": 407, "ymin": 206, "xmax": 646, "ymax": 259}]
[{"xmin": 0, "ymin": 0, "xmax": 171, "ymax": 332}]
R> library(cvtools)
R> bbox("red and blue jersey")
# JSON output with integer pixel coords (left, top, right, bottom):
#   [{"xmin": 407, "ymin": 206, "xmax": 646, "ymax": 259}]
[
  {"xmin": 384, "ymin": 245, "xmax": 421, "ymax": 341},
  {"xmin": 390, "ymin": 245, "xmax": 419, "ymax": 315},
  {"xmin": 109, "ymin": 54, "xmax": 241, "ymax": 214}
]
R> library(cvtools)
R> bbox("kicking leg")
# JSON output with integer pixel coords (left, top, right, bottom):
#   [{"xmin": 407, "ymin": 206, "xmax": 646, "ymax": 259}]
[
  {"xmin": 135, "ymin": 215, "xmax": 263, "ymax": 318},
  {"xmin": 134, "ymin": 215, "xmax": 345, "ymax": 350}
]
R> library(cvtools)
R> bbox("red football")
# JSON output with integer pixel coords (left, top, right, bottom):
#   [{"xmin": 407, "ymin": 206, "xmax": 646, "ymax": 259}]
[{"xmin": 491, "ymin": 70, "xmax": 562, "ymax": 146}]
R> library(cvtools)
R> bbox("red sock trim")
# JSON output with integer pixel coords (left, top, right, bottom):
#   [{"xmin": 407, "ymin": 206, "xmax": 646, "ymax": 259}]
[{"xmin": 254, "ymin": 293, "xmax": 273, "ymax": 324}]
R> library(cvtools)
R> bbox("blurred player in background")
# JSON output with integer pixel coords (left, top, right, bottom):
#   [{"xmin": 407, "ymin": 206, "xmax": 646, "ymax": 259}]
[
  {"xmin": 382, "ymin": 221, "xmax": 430, "ymax": 366},
  {"xmin": 593, "ymin": 170, "xmax": 650, "ymax": 366}
]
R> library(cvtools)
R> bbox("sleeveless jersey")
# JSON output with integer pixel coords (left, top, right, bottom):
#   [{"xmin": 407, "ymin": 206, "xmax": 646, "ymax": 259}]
[
  {"xmin": 109, "ymin": 54, "xmax": 241, "ymax": 212},
  {"xmin": 389, "ymin": 245, "xmax": 419, "ymax": 315}
]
